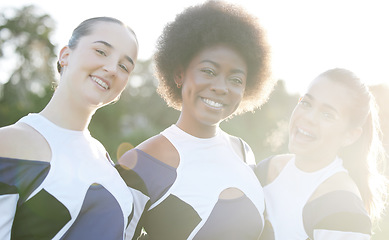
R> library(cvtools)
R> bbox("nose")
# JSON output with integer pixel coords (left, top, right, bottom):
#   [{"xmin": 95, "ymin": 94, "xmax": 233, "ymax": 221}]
[
  {"xmin": 103, "ymin": 58, "xmax": 118, "ymax": 76},
  {"xmin": 210, "ymin": 76, "xmax": 228, "ymax": 95}
]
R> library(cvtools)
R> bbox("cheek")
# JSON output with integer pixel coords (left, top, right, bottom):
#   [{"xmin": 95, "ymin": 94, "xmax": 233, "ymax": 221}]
[
  {"xmin": 118, "ymin": 84, "xmax": 127, "ymax": 93},
  {"xmin": 231, "ymin": 86, "xmax": 245, "ymax": 100},
  {"xmin": 182, "ymin": 82, "xmax": 196, "ymax": 98},
  {"xmin": 323, "ymin": 124, "xmax": 348, "ymax": 140},
  {"xmin": 117, "ymin": 72, "xmax": 130, "ymax": 84},
  {"xmin": 239, "ymin": 88, "xmax": 245, "ymax": 98},
  {"xmin": 288, "ymin": 107, "xmax": 299, "ymax": 124}
]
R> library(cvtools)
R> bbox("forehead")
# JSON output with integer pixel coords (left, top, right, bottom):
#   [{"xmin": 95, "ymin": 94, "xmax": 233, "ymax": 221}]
[
  {"xmin": 306, "ymin": 76, "xmax": 356, "ymax": 112},
  {"xmin": 192, "ymin": 44, "xmax": 247, "ymax": 69},
  {"xmin": 81, "ymin": 22, "xmax": 138, "ymax": 56}
]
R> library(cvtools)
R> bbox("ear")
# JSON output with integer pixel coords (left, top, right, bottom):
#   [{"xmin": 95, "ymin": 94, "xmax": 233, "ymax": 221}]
[
  {"xmin": 174, "ymin": 67, "xmax": 184, "ymax": 86},
  {"xmin": 59, "ymin": 46, "xmax": 71, "ymax": 67},
  {"xmin": 342, "ymin": 127, "xmax": 363, "ymax": 147}
]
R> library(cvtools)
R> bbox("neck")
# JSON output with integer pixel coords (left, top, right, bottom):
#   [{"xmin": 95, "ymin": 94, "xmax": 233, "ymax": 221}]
[
  {"xmin": 176, "ymin": 115, "xmax": 219, "ymax": 139},
  {"xmin": 40, "ymin": 91, "xmax": 96, "ymax": 131},
  {"xmin": 294, "ymin": 153, "xmax": 337, "ymax": 172}
]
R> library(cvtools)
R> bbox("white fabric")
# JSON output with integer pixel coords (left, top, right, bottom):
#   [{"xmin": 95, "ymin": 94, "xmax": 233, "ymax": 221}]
[
  {"xmin": 160, "ymin": 124, "xmax": 265, "ymax": 240},
  {"xmin": 314, "ymin": 229, "xmax": 371, "ymax": 240},
  {"xmin": 0, "ymin": 194, "xmax": 19, "ymax": 240},
  {"xmin": 19, "ymin": 113, "xmax": 134, "ymax": 239},
  {"xmin": 125, "ymin": 188, "xmax": 149, "ymax": 240},
  {"xmin": 263, "ymin": 156, "xmax": 347, "ymax": 240}
]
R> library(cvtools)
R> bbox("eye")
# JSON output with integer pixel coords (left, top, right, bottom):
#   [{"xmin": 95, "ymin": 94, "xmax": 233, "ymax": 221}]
[
  {"xmin": 299, "ymin": 100, "xmax": 311, "ymax": 109},
  {"xmin": 229, "ymin": 76, "xmax": 243, "ymax": 85},
  {"xmin": 201, "ymin": 68, "xmax": 216, "ymax": 77},
  {"xmin": 322, "ymin": 112, "xmax": 336, "ymax": 120},
  {"xmin": 119, "ymin": 63, "xmax": 129, "ymax": 73},
  {"xmin": 96, "ymin": 49, "xmax": 107, "ymax": 56}
]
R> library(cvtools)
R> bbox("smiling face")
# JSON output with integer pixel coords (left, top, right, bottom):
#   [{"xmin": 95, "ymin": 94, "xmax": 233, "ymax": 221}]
[
  {"xmin": 59, "ymin": 21, "xmax": 138, "ymax": 109},
  {"xmin": 176, "ymin": 44, "xmax": 247, "ymax": 136},
  {"xmin": 288, "ymin": 76, "xmax": 362, "ymax": 162}
]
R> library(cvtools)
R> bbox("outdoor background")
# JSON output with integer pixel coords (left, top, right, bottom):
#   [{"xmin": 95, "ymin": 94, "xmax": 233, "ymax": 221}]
[{"xmin": 0, "ymin": 2, "xmax": 388, "ymax": 238}]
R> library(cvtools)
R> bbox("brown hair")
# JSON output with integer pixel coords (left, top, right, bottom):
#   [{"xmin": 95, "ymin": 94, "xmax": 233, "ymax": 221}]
[{"xmin": 320, "ymin": 68, "xmax": 388, "ymax": 223}]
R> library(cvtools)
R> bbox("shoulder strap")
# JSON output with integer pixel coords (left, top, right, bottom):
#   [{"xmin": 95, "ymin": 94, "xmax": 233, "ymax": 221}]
[
  {"xmin": 238, "ymin": 138, "xmax": 247, "ymax": 163},
  {"xmin": 238, "ymin": 138, "xmax": 256, "ymax": 165}
]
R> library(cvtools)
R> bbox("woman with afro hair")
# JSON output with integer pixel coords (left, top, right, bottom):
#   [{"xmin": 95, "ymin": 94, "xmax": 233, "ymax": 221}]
[{"xmin": 117, "ymin": 1, "xmax": 276, "ymax": 239}]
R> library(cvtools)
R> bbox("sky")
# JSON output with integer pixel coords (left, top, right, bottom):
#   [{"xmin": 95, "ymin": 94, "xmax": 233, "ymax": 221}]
[{"xmin": 1, "ymin": 0, "xmax": 388, "ymax": 94}]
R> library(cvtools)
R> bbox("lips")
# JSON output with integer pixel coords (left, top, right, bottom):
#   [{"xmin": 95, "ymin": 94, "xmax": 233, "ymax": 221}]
[
  {"xmin": 91, "ymin": 76, "xmax": 109, "ymax": 90},
  {"xmin": 294, "ymin": 127, "xmax": 316, "ymax": 142},
  {"xmin": 201, "ymin": 97, "xmax": 224, "ymax": 109}
]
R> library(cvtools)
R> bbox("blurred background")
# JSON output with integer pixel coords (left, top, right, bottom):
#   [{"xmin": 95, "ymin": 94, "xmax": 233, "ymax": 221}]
[{"xmin": 0, "ymin": 1, "xmax": 388, "ymax": 238}]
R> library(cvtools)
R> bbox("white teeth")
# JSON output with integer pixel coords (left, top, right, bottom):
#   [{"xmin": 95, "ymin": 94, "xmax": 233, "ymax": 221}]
[
  {"xmin": 91, "ymin": 76, "xmax": 108, "ymax": 90},
  {"xmin": 297, "ymin": 128, "xmax": 314, "ymax": 137},
  {"xmin": 202, "ymin": 98, "xmax": 223, "ymax": 108}
]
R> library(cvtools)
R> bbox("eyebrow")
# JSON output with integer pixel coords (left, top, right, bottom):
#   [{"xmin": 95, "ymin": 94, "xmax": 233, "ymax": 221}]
[
  {"xmin": 94, "ymin": 40, "xmax": 134, "ymax": 66},
  {"xmin": 305, "ymin": 94, "xmax": 339, "ymax": 113},
  {"xmin": 199, "ymin": 60, "xmax": 246, "ymax": 75}
]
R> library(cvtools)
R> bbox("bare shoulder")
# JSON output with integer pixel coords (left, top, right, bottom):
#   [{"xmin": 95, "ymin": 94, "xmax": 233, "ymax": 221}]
[
  {"xmin": 136, "ymin": 134, "xmax": 179, "ymax": 168},
  {"xmin": 266, "ymin": 154, "xmax": 294, "ymax": 184},
  {"xmin": 0, "ymin": 122, "xmax": 51, "ymax": 162},
  {"xmin": 310, "ymin": 172, "xmax": 362, "ymax": 201}
]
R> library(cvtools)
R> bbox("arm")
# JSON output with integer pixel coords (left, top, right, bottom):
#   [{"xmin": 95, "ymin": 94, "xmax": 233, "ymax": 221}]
[
  {"xmin": 116, "ymin": 136, "xmax": 178, "ymax": 239},
  {"xmin": 304, "ymin": 190, "xmax": 371, "ymax": 240},
  {"xmin": 0, "ymin": 157, "xmax": 50, "ymax": 239},
  {"xmin": 313, "ymin": 231, "xmax": 370, "ymax": 240},
  {"xmin": 0, "ymin": 125, "xmax": 32, "ymax": 239},
  {"xmin": 304, "ymin": 172, "xmax": 371, "ymax": 240},
  {"xmin": 116, "ymin": 149, "xmax": 150, "ymax": 240},
  {"xmin": 255, "ymin": 154, "xmax": 292, "ymax": 186},
  {"xmin": 0, "ymin": 123, "xmax": 51, "ymax": 239},
  {"xmin": 0, "ymin": 123, "xmax": 51, "ymax": 162},
  {"xmin": 0, "ymin": 180, "xmax": 19, "ymax": 240}
]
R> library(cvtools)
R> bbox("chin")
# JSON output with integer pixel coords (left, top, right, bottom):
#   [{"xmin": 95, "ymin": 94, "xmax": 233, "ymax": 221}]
[{"xmin": 288, "ymin": 142, "xmax": 308, "ymax": 156}]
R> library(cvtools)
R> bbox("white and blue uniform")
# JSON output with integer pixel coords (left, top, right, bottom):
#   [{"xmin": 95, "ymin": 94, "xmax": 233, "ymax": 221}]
[
  {"xmin": 256, "ymin": 156, "xmax": 371, "ymax": 240},
  {"xmin": 117, "ymin": 125, "xmax": 265, "ymax": 240},
  {"xmin": 0, "ymin": 114, "xmax": 134, "ymax": 240}
]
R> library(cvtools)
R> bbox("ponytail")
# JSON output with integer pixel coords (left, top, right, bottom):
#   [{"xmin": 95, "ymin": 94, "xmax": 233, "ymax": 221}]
[{"xmin": 321, "ymin": 68, "xmax": 388, "ymax": 224}]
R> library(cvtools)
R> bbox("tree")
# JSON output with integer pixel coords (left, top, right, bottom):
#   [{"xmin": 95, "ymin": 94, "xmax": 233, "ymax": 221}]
[
  {"xmin": 90, "ymin": 59, "xmax": 179, "ymax": 160},
  {"xmin": 221, "ymin": 80, "xmax": 299, "ymax": 161},
  {"xmin": 0, "ymin": 5, "xmax": 56, "ymax": 126}
]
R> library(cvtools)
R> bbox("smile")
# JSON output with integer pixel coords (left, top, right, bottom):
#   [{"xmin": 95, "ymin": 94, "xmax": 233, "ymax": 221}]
[
  {"xmin": 201, "ymin": 98, "xmax": 224, "ymax": 109},
  {"xmin": 91, "ymin": 76, "xmax": 109, "ymax": 90},
  {"xmin": 294, "ymin": 127, "xmax": 318, "ymax": 143},
  {"xmin": 297, "ymin": 127, "xmax": 314, "ymax": 138}
]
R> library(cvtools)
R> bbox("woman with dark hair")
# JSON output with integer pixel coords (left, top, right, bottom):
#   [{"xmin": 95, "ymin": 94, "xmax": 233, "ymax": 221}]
[
  {"xmin": 256, "ymin": 68, "xmax": 388, "ymax": 239},
  {"xmin": 0, "ymin": 17, "xmax": 138, "ymax": 239},
  {"xmin": 116, "ymin": 1, "xmax": 275, "ymax": 239}
]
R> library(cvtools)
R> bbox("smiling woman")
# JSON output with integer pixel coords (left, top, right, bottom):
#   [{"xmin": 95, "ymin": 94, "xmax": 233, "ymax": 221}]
[
  {"xmin": 0, "ymin": 17, "xmax": 139, "ymax": 239},
  {"xmin": 115, "ymin": 1, "xmax": 276, "ymax": 239},
  {"xmin": 256, "ymin": 68, "xmax": 388, "ymax": 240}
]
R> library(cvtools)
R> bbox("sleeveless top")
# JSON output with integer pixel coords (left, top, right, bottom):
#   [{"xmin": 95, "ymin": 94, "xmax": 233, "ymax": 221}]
[
  {"xmin": 117, "ymin": 124, "xmax": 265, "ymax": 240},
  {"xmin": 0, "ymin": 113, "xmax": 134, "ymax": 240},
  {"xmin": 257, "ymin": 156, "xmax": 371, "ymax": 239}
]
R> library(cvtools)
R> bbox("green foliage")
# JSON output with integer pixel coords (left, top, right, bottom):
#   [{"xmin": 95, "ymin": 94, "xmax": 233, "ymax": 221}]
[
  {"xmin": 0, "ymin": 5, "xmax": 56, "ymax": 125},
  {"xmin": 221, "ymin": 80, "xmax": 299, "ymax": 161},
  {"xmin": 90, "ymin": 60, "xmax": 299, "ymax": 163},
  {"xmin": 89, "ymin": 59, "xmax": 180, "ymax": 160},
  {"xmin": 0, "ymin": 5, "xmax": 388, "ymax": 238}
]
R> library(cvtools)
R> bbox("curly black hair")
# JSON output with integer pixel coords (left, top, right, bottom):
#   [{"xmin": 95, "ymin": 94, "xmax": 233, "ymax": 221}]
[{"xmin": 154, "ymin": 0, "xmax": 275, "ymax": 114}]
